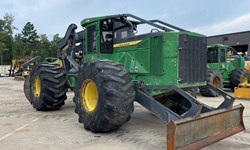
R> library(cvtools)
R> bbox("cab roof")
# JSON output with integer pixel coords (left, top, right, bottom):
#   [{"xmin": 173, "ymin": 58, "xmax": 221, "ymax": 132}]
[
  {"xmin": 81, "ymin": 14, "xmax": 128, "ymax": 27},
  {"xmin": 207, "ymin": 44, "xmax": 229, "ymax": 49}
]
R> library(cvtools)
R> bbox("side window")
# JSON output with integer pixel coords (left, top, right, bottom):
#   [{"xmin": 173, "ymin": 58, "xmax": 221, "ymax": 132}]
[
  {"xmin": 100, "ymin": 20, "xmax": 113, "ymax": 53},
  {"xmin": 87, "ymin": 25, "xmax": 96, "ymax": 53},
  {"xmin": 207, "ymin": 48, "xmax": 218, "ymax": 63},
  {"xmin": 113, "ymin": 20, "xmax": 135, "ymax": 40},
  {"xmin": 220, "ymin": 49, "xmax": 226, "ymax": 62}
]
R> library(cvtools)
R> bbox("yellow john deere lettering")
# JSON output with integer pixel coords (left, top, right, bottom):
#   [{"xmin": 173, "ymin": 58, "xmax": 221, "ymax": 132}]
[
  {"xmin": 227, "ymin": 58, "xmax": 236, "ymax": 61},
  {"xmin": 113, "ymin": 40, "xmax": 142, "ymax": 48}
]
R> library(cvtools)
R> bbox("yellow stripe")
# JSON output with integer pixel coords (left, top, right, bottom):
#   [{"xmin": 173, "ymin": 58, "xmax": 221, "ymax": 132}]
[
  {"xmin": 227, "ymin": 58, "xmax": 235, "ymax": 61},
  {"xmin": 113, "ymin": 40, "xmax": 142, "ymax": 48}
]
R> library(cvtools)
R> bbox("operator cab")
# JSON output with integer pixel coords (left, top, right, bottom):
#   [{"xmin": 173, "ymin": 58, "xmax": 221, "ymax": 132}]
[
  {"xmin": 82, "ymin": 14, "xmax": 179, "ymax": 55},
  {"xmin": 207, "ymin": 46, "xmax": 226, "ymax": 63},
  {"xmin": 85, "ymin": 17, "xmax": 138, "ymax": 54}
]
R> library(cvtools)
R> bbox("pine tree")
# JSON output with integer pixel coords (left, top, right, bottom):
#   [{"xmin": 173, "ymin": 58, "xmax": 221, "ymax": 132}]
[{"xmin": 21, "ymin": 22, "xmax": 39, "ymax": 57}]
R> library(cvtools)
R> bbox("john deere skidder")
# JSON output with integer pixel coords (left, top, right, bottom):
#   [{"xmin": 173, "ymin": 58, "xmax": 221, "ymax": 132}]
[
  {"xmin": 24, "ymin": 14, "xmax": 245, "ymax": 150},
  {"xmin": 200, "ymin": 44, "xmax": 249, "ymax": 97}
]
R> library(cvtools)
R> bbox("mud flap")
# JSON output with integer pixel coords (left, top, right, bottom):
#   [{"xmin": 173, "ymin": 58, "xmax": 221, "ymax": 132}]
[
  {"xmin": 234, "ymin": 84, "xmax": 250, "ymax": 99},
  {"xmin": 167, "ymin": 104, "xmax": 245, "ymax": 150}
]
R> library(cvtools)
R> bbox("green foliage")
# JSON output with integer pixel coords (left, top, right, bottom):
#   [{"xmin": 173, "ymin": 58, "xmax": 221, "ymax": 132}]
[
  {"xmin": 37, "ymin": 34, "xmax": 50, "ymax": 58},
  {"xmin": 0, "ymin": 13, "xmax": 62, "ymax": 64},
  {"xmin": 49, "ymin": 34, "xmax": 61, "ymax": 57},
  {"xmin": 21, "ymin": 22, "xmax": 39, "ymax": 44},
  {"xmin": 0, "ymin": 21, "xmax": 7, "ymax": 65},
  {"xmin": 12, "ymin": 33, "xmax": 26, "ymax": 58},
  {"xmin": 0, "ymin": 13, "xmax": 16, "ymax": 65}
]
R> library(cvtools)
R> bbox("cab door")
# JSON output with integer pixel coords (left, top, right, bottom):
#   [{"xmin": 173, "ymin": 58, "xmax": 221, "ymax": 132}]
[{"xmin": 219, "ymin": 48, "xmax": 227, "ymax": 79}]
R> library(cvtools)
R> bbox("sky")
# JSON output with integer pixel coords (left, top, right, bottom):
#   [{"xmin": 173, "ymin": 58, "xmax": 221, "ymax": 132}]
[{"xmin": 1, "ymin": 0, "xmax": 250, "ymax": 39}]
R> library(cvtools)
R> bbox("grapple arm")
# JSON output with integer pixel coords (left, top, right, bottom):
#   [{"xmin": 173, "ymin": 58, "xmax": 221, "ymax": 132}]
[{"xmin": 57, "ymin": 24, "xmax": 84, "ymax": 73}]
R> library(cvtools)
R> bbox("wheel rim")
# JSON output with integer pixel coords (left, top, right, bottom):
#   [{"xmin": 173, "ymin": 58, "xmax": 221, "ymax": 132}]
[
  {"xmin": 241, "ymin": 74, "xmax": 248, "ymax": 84},
  {"xmin": 33, "ymin": 74, "xmax": 41, "ymax": 97},
  {"xmin": 212, "ymin": 77, "xmax": 220, "ymax": 88},
  {"xmin": 80, "ymin": 79, "xmax": 98, "ymax": 112}
]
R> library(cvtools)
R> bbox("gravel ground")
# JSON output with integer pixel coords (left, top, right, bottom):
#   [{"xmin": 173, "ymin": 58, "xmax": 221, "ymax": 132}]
[{"xmin": 0, "ymin": 77, "xmax": 249, "ymax": 150}]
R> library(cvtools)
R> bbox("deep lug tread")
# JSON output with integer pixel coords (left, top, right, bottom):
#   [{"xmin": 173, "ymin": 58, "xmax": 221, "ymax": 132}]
[
  {"xmin": 103, "ymin": 64, "xmax": 122, "ymax": 71},
  {"xmin": 229, "ymin": 68, "xmax": 249, "ymax": 91},
  {"xmin": 74, "ymin": 60, "xmax": 134, "ymax": 133},
  {"xmin": 54, "ymin": 72, "xmax": 65, "ymax": 79},
  {"xmin": 118, "ymin": 70, "xmax": 128, "ymax": 77},
  {"xmin": 99, "ymin": 74, "xmax": 126, "ymax": 84},
  {"xmin": 44, "ymin": 78, "xmax": 59, "ymax": 84},
  {"xmin": 122, "ymin": 81, "xmax": 134, "ymax": 91},
  {"xmin": 25, "ymin": 63, "xmax": 67, "ymax": 111},
  {"xmin": 43, "ymin": 69, "xmax": 58, "ymax": 74},
  {"xmin": 24, "ymin": 75, "xmax": 31, "ymax": 103},
  {"xmin": 199, "ymin": 68, "xmax": 223, "ymax": 97}
]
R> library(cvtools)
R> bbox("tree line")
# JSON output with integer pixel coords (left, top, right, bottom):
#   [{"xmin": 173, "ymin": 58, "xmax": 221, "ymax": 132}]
[{"xmin": 0, "ymin": 13, "xmax": 61, "ymax": 65}]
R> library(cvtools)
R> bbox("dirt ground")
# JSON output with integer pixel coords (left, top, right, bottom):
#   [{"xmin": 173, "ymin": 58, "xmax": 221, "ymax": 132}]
[{"xmin": 0, "ymin": 77, "xmax": 249, "ymax": 150}]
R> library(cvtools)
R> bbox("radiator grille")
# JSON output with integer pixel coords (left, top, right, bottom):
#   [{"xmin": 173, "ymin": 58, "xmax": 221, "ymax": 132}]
[{"xmin": 178, "ymin": 34, "xmax": 207, "ymax": 83}]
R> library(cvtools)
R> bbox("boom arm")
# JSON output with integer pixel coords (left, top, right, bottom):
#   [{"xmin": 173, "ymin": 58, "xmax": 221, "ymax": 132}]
[
  {"xmin": 57, "ymin": 24, "xmax": 84, "ymax": 72},
  {"xmin": 149, "ymin": 19, "xmax": 187, "ymax": 32}
]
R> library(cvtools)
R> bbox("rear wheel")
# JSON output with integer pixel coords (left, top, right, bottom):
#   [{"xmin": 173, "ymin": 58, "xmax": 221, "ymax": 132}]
[
  {"xmin": 74, "ymin": 60, "xmax": 135, "ymax": 132},
  {"xmin": 24, "ymin": 75, "xmax": 31, "ymax": 102},
  {"xmin": 27, "ymin": 63, "xmax": 67, "ymax": 110},
  {"xmin": 229, "ymin": 68, "xmax": 249, "ymax": 91},
  {"xmin": 199, "ymin": 69, "xmax": 223, "ymax": 97}
]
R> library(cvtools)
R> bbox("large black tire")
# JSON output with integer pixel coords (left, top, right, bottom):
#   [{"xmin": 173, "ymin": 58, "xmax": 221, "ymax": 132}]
[
  {"xmin": 27, "ymin": 63, "xmax": 67, "ymax": 111},
  {"xmin": 229, "ymin": 68, "xmax": 249, "ymax": 91},
  {"xmin": 199, "ymin": 69, "xmax": 223, "ymax": 97},
  {"xmin": 24, "ymin": 75, "xmax": 31, "ymax": 102},
  {"xmin": 74, "ymin": 60, "xmax": 135, "ymax": 132}
]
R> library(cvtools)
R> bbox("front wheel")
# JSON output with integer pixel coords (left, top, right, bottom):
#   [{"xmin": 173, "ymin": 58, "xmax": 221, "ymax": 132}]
[
  {"xmin": 73, "ymin": 60, "xmax": 135, "ymax": 132},
  {"xmin": 229, "ymin": 68, "xmax": 249, "ymax": 91},
  {"xmin": 26, "ymin": 63, "xmax": 67, "ymax": 110},
  {"xmin": 199, "ymin": 69, "xmax": 223, "ymax": 97},
  {"xmin": 24, "ymin": 75, "xmax": 31, "ymax": 102}
]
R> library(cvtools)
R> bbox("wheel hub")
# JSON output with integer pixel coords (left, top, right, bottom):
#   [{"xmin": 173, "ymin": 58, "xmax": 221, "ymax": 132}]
[
  {"xmin": 241, "ymin": 75, "xmax": 248, "ymax": 84},
  {"xmin": 33, "ymin": 74, "xmax": 41, "ymax": 97},
  {"xmin": 80, "ymin": 79, "xmax": 98, "ymax": 112},
  {"xmin": 212, "ymin": 77, "xmax": 220, "ymax": 88}
]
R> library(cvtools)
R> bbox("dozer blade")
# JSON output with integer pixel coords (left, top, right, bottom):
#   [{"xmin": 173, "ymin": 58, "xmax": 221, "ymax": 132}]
[
  {"xmin": 234, "ymin": 84, "xmax": 250, "ymax": 99},
  {"xmin": 167, "ymin": 104, "xmax": 245, "ymax": 150}
]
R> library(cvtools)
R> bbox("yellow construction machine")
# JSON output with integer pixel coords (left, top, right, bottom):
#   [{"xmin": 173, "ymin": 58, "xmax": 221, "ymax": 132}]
[
  {"xmin": 244, "ymin": 43, "xmax": 250, "ymax": 72},
  {"xmin": 235, "ymin": 42, "xmax": 250, "ymax": 99},
  {"xmin": 9, "ymin": 58, "xmax": 30, "ymax": 80},
  {"xmin": 9, "ymin": 57, "xmax": 59, "ymax": 80}
]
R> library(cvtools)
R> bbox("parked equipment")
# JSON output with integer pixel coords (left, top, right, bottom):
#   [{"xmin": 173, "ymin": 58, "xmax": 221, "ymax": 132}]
[
  {"xmin": 234, "ymin": 83, "xmax": 250, "ymax": 99},
  {"xmin": 8, "ymin": 56, "xmax": 55, "ymax": 79},
  {"xmin": 9, "ymin": 58, "xmax": 30, "ymax": 80},
  {"xmin": 200, "ymin": 44, "xmax": 249, "ymax": 97},
  {"xmin": 244, "ymin": 42, "xmax": 250, "ymax": 72},
  {"xmin": 235, "ymin": 42, "xmax": 250, "ymax": 99},
  {"xmin": 23, "ymin": 14, "xmax": 245, "ymax": 150}
]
